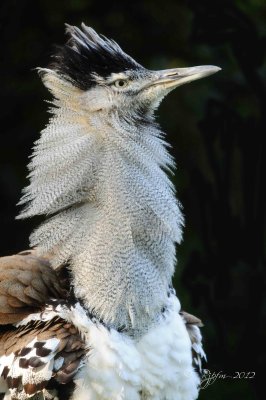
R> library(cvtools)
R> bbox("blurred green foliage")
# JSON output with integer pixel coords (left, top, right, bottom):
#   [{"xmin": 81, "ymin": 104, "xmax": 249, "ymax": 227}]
[{"xmin": 0, "ymin": 0, "xmax": 265, "ymax": 398}]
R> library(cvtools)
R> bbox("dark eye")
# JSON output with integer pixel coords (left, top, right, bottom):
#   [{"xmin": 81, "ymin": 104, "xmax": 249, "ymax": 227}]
[{"xmin": 114, "ymin": 79, "xmax": 128, "ymax": 88}]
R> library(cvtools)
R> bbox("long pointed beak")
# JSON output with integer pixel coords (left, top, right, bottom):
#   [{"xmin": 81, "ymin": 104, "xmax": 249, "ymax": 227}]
[{"xmin": 149, "ymin": 65, "xmax": 221, "ymax": 89}]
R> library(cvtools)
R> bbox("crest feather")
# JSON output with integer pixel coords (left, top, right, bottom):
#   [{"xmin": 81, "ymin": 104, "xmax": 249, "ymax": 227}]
[{"xmin": 49, "ymin": 23, "xmax": 142, "ymax": 90}]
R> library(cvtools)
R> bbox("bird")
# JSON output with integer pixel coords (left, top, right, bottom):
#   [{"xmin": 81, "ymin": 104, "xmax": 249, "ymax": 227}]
[{"xmin": 0, "ymin": 23, "xmax": 220, "ymax": 400}]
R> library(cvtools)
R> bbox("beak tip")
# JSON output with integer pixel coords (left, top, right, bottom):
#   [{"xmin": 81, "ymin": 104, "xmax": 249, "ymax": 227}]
[
  {"xmin": 202, "ymin": 65, "xmax": 221, "ymax": 78},
  {"xmin": 214, "ymin": 66, "xmax": 222, "ymax": 72},
  {"xmin": 205, "ymin": 65, "xmax": 222, "ymax": 75}
]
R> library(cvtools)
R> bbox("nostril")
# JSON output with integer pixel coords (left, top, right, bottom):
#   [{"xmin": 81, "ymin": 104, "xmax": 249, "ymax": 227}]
[{"xmin": 167, "ymin": 71, "xmax": 179, "ymax": 77}]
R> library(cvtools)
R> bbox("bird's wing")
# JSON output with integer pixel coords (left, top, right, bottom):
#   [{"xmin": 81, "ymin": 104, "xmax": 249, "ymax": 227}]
[
  {"xmin": 180, "ymin": 311, "xmax": 207, "ymax": 375},
  {"xmin": 0, "ymin": 250, "xmax": 66, "ymax": 325},
  {"xmin": 0, "ymin": 316, "xmax": 85, "ymax": 399},
  {"xmin": 0, "ymin": 251, "xmax": 85, "ymax": 400}
]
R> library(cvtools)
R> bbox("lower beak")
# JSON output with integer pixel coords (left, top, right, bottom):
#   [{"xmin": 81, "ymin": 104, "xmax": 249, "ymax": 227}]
[{"xmin": 150, "ymin": 65, "xmax": 221, "ymax": 89}]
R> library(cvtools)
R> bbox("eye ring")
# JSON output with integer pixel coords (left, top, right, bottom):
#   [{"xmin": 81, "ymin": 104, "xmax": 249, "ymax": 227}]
[{"xmin": 113, "ymin": 79, "xmax": 129, "ymax": 88}]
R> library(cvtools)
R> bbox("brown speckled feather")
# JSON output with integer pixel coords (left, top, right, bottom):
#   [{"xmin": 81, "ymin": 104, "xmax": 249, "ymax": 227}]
[
  {"xmin": 180, "ymin": 311, "xmax": 206, "ymax": 374},
  {"xmin": 0, "ymin": 251, "xmax": 66, "ymax": 324},
  {"xmin": 0, "ymin": 317, "xmax": 86, "ymax": 399},
  {"xmin": 180, "ymin": 311, "xmax": 203, "ymax": 328},
  {"xmin": 0, "ymin": 251, "xmax": 84, "ymax": 400}
]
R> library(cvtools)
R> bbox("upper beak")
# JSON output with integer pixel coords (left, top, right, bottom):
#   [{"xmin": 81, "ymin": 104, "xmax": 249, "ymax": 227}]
[{"xmin": 149, "ymin": 65, "xmax": 221, "ymax": 89}]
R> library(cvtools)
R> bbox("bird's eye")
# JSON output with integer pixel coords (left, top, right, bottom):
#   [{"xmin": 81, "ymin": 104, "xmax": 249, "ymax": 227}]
[{"xmin": 113, "ymin": 79, "xmax": 128, "ymax": 88}]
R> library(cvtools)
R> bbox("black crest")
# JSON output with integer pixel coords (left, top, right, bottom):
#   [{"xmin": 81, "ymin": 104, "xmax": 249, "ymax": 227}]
[{"xmin": 49, "ymin": 23, "xmax": 142, "ymax": 90}]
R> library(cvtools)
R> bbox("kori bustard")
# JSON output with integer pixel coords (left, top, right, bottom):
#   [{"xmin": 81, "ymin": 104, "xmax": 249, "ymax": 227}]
[{"xmin": 0, "ymin": 24, "xmax": 220, "ymax": 400}]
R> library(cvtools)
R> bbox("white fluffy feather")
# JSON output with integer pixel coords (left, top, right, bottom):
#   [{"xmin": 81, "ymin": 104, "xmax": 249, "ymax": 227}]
[{"xmin": 49, "ymin": 297, "xmax": 200, "ymax": 400}]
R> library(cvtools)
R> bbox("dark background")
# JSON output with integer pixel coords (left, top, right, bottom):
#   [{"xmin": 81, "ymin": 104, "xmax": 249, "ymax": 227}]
[{"xmin": 0, "ymin": 0, "xmax": 265, "ymax": 399}]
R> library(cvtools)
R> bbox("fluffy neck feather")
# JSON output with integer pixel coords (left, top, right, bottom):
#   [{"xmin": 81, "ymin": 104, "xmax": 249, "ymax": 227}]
[{"xmin": 18, "ymin": 72, "xmax": 184, "ymax": 337}]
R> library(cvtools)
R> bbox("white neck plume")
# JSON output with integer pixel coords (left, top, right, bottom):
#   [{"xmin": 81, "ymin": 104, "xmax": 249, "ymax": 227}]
[{"xmin": 18, "ymin": 72, "xmax": 184, "ymax": 336}]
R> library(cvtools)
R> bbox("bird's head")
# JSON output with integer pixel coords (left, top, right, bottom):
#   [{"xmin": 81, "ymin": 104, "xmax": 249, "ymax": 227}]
[{"xmin": 40, "ymin": 23, "xmax": 220, "ymax": 126}]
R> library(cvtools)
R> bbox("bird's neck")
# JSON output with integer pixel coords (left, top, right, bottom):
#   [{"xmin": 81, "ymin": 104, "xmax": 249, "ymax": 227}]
[{"xmin": 19, "ymin": 106, "xmax": 183, "ymax": 337}]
